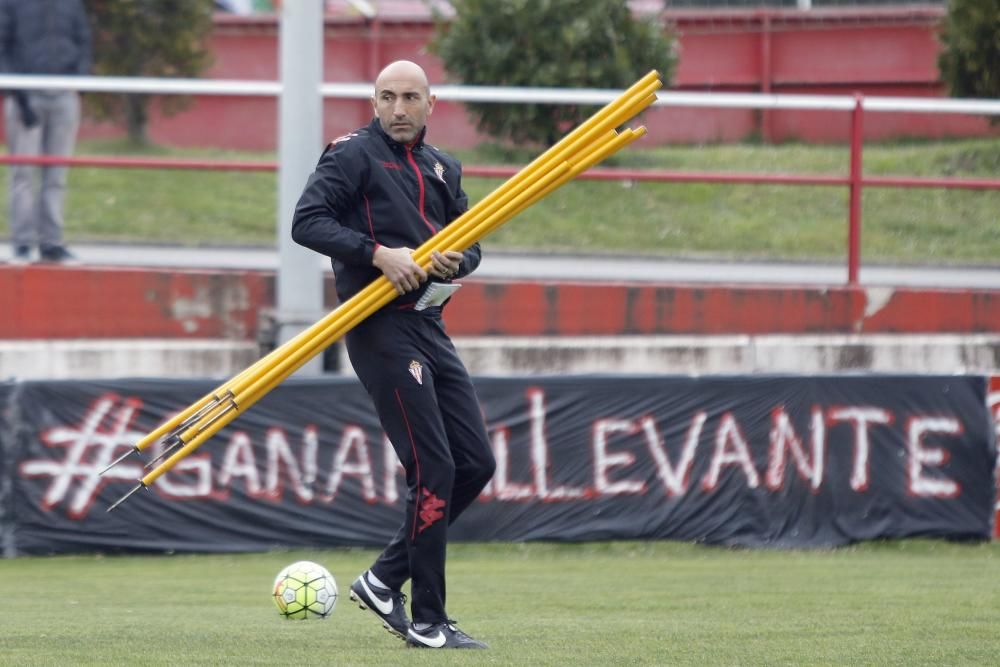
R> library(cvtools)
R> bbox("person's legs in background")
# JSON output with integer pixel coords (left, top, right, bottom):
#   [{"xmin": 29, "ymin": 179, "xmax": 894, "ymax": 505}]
[
  {"xmin": 38, "ymin": 91, "xmax": 80, "ymax": 263},
  {"xmin": 4, "ymin": 94, "xmax": 42, "ymax": 263}
]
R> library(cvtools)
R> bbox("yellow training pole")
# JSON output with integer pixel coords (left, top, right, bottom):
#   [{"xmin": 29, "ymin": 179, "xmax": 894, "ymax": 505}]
[
  {"xmin": 136, "ymin": 130, "xmax": 650, "ymax": 491},
  {"xmin": 113, "ymin": 73, "xmax": 662, "ymax": 466},
  {"xmin": 143, "ymin": 129, "xmax": 636, "ymax": 461},
  {"xmin": 138, "ymin": 129, "xmax": 633, "ymax": 468},
  {"xmin": 107, "ymin": 72, "xmax": 661, "ymax": 509},
  {"xmin": 135, "ymin": 127, "xmax": 648, "ymax": 484},
  {"xmin": 137, "ymin": 162, "xmax": 579, "ymax": 488},
  {"xmin": 127, "ymin": 128, "xmax": 652, "ymax": 495}
]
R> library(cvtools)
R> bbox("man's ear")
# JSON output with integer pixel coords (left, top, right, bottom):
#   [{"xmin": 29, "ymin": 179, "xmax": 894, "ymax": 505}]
[{"xmin": 426, "ymin": 93, "xmax": 437, "ymax": 116}]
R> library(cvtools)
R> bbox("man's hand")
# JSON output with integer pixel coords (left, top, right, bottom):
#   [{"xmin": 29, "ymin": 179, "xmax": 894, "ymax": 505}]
[
  {"xmin": 12, "ymin": 91, "xmax": 38, "ymax": 128},
  {"xmin": 373, "ymin": 245, "xmax": 427, "ymax": 294},
  {"xmin": 428, "ymin": 250, "xmax": 463, "ymax": 280}
]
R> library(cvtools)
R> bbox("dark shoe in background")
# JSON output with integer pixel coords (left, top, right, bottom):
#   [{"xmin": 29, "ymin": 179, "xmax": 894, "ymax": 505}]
[
  {"xmin": 11, "ymin": 245, "xmax": 32, "ymax": 264},
  {"xmin": 38, "ymin": 245, "xmax": 79, "ymax": 264}
]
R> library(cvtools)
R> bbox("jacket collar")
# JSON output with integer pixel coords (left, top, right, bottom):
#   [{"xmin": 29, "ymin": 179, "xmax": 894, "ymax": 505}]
[{"xmin": 370, "ymin": 117, "xmax": 427, "ymax": 152}]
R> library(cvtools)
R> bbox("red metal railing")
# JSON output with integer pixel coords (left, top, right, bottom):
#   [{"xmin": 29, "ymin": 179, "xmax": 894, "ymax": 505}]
[{"xmin": 2, "ymin": 92, "xmax": 998, "ymax": 285}]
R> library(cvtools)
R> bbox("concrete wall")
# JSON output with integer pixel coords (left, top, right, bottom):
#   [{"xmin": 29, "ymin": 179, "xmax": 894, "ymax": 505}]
[
  {"xmin": 4, "ymin": 334, "xmax": 997, "ymax": 380},
  {"xmin": 447, "ymin": 334, "xmax": 1000, "ymax": 377},
  {"xmin": 2, "ymin": 265, "xmax": 998, "ymax": 380},
  {"xmin": 0, "ymin": 340, "xmax": 259, "ymax": 381},
  {"xmin": 5, "ymin": 266, "xmax": 1000, "ymax": 340}
]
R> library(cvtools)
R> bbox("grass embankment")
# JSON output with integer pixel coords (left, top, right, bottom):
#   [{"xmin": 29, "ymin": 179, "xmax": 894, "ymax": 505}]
[
  {"xmin": 2, "ymin": 137, "xmax": 998, "ymax": 264},
  {"xmin": 1, "ymin": 540, "xmax": 998, "ymax": 665}
]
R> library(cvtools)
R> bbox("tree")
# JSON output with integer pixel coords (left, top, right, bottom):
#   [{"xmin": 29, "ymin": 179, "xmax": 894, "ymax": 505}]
[
  {"xmin": 938, "ymin": 0, "xmax": 1000, "ymax": 115},
  {"xmin": 431, "ymin": 0, "xmax": 677, "ymax": 146},
  {"xmin": 85, "ymin": 0, "xmax": 215, "ymax": 145}
]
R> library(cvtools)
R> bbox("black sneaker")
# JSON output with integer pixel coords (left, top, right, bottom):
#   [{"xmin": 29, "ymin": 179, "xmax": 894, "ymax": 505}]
[
  {"xmin": 38, "ymin": 245, "xmax": 78, "ymax": 264},
  {"xmin": 348, "ymin": 572, "xmax": 410, "ymax": 639},
  {"xmin": 11, "ymin": 245, "xmax": 31, "ymax": 264},
  {"xmin": 406, "ymin": 621, "xmax": 488, "ymax": 649}
]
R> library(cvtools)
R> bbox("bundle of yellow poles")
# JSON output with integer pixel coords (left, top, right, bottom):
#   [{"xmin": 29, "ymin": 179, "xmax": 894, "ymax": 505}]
[{"xmin": 103, "ymin": 70, "xmax": 663, "ymax": 511}]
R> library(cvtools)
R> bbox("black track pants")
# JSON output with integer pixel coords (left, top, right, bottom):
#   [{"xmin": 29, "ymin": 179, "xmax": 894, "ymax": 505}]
[{"xmin": 345, "ymin": 307, "xmax": 495, "ymax": 624}]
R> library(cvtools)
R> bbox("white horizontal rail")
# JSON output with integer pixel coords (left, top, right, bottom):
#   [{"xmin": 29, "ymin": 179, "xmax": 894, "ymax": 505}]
[
  {"xmin": 1, "ymin": 74, "xmax": 998, "ymax": 115},
  {"xmin": 862, "ymin": 95, "xmax": 1000, "ymax": 115},
  {"xmin": 0, "ymin": 74, "xmax": 281, "ymax": 96}
]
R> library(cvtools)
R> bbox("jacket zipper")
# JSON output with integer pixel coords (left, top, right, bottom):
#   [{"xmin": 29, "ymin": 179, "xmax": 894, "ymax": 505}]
[{"xmin": 405, "ymin": 146, "xmax": 436, "ymax": 235}]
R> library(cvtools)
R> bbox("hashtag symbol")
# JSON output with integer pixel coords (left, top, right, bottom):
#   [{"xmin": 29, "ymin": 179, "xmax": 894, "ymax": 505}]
[{"xmin": 19, "ymin": 393, "xmax": 147, "ymax": 518}]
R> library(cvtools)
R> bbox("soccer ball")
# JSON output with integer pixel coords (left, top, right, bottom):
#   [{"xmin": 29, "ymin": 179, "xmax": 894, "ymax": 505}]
[{"xmin": 272, "ymin": 560, "xmax": 338, "ymax": 619}]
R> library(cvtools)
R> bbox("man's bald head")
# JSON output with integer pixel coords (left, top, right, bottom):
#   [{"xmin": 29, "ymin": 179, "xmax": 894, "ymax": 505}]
[
  {"xmin": 372, "ymin": 60, "xmax": 436, "ymax": 144},
  {"xmin": 374, "ymin": 60, "xmax": 430, "ymax": 95}
]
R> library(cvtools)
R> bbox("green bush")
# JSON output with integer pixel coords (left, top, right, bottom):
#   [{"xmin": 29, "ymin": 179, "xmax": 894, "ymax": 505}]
[
  {"xmin": 431, "ymin": 0, "xmax": 677, "ymax": 146},
  {"xmin": 85, "ymin": 0, "xmax": 214, "ymax": 144},
  {"xmin": 938, "ymin": 0, "xmax": 1000, "ymax": 117}
]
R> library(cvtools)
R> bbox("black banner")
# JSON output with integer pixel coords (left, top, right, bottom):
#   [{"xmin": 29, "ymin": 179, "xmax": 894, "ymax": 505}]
[
  {"xmin": 3, "ymin": 375, "xmax": 996, "ymax": 555},
  {"xmin": 1, "ymin": 381, "xmax": 16, "ymax": 556}
]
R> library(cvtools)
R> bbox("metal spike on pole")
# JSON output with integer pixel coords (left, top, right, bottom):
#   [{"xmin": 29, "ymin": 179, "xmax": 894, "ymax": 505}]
[
  {"xmin": 142, "ymin": 436, "xmax": 184, "ymax": 470},
  {"xmin": 99, "ymin": 447, "xmax": 143, "ymax": 475},
  {"xmin": 106, "ymin": 482, "xmax": 147, "ymax": 512}
]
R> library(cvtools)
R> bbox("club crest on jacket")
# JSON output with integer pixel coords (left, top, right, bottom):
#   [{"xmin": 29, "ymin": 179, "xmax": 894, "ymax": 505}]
[{"xmin": 408, "ymin": 360, "xmax": 423, "ymax": 385}]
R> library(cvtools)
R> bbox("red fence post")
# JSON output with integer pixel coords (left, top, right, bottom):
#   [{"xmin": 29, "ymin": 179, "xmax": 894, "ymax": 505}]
[{"xmin": 847, "ymin": 93, "xmax": 864, "ymax": 285}]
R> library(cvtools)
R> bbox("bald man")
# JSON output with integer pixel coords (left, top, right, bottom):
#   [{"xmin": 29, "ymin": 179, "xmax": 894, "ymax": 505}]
[{"xmin": 292, "ymin": 61, "xmax": 494, "ymax": 649}]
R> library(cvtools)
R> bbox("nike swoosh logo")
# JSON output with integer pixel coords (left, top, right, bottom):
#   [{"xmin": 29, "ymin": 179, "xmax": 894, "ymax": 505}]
[
  {"xmin": 408, "ymin": 629, "xmax": 446, "ymax": 648},
  {"xmin": 360, "ymin": 578, "xmax": 394, "ymax": 616}
]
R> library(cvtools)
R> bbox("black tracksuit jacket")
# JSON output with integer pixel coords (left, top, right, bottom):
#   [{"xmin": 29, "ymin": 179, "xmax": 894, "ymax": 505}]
[
  {"xmin": 292, "ymin": 119, "xmax": 495, "ymax": 625},
  {"xmin": 292, "ymin": 118, "xmax": 481, "ymax": 307}
]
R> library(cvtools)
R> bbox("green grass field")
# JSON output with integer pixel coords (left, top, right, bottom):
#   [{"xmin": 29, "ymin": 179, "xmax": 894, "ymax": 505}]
[
  {"xmin": 2, "ymin": 137, "xmax": 997, "ymax": 265},
  {"xmin": 1, "ymin": 540, "xmax": 998, "ymax": 666}
]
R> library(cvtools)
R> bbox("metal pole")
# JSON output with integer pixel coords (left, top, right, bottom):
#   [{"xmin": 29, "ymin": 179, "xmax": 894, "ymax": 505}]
[
  {"xmin": 847, "ymin": 93, "xmax": 864, "ymax": 286},
  {"xmin": 276, "ymin": 0, "xmax": 325, "ymax": 374}
]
